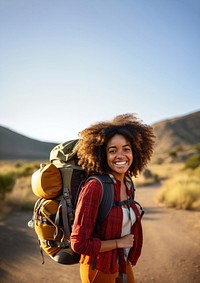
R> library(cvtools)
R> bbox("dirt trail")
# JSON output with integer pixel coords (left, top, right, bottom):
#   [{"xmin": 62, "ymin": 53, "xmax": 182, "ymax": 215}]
[
  {"xmin": 0, "ymin": 185, "xmax": 200, "ymax": 283},
  {"xmin": 134, "ymin": 185, "xmax": 200, "ymax": 283}
]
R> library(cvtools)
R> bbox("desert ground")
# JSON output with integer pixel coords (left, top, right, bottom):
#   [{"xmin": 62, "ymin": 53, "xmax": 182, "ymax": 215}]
[{"xmin": 0, "ymin": 184, "xmax": 200, "ymax": 283}]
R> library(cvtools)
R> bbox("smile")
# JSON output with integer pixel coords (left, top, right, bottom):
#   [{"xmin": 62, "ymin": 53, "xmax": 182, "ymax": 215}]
[{"xmin": 114, "ymin": 161, "xmax": 127, "ymax": 165}]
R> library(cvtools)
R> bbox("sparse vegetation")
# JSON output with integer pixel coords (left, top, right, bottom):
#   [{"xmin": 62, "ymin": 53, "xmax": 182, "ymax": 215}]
[
  {"xmin": 6, "ymin": 176, "xmax": 38, "ymax": 211},
  {"xmin": 147, "ymin": 162, "xmax": 184, "ymax": 180},
  {"xmin": 134, "ymin": 167, "xmax": 161, "ymax": 187},
  {"xmin": 17, "ymin": 163, "xmax": 40, "ymax": 177},
  {"xmin": 137, "ymin": 160, "xmax": 200, "ymax": 211},
  {"xmin": 193, "ymin": 142, "xmax": 200, "ymax": 152},
  {"xmin": 184, "ymin": 154, "xmax": 200, "ymax": 170},
  {"xmin": 0, "ymin": 171, "xmax": 16, "ymax": 200},
  {"xmin": 169, "ymin": 150, "xmax": 177, "ymax": 158},
  {"xmin": 156, "ymin": 173, "xmax": 200, "ymax": 210},
  {"xmin": 0, "ymin": 161, "xmax": 40, "ymax": 215},
  {"xmin": 168, "ymin": 145, "xmax": 183, "ymax": 159},
  {"xmin": 155, "ymin": 158, "xmax": 164, "ymax": 165},
  {"xmin": 0, "ymin": 162, "xmax": 40, "ymax": 200}
]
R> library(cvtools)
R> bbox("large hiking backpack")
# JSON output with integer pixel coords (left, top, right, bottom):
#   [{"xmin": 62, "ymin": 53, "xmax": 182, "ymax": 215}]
[{"xmin": 28, "ymin": 139, "xmax": 130, "ymax": 265}]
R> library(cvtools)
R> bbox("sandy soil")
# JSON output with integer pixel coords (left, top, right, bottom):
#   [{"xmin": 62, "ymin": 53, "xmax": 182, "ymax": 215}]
[{"xmin": 0, "ymin": 185, "xmax": 200, "ymax": 283}]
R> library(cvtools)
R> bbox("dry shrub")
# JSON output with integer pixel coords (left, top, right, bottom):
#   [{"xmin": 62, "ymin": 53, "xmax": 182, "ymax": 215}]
[
  {"xmin": 8, "ymin": 176, "xmax": 38, "ymax": 209},
  {"xmin": 156, "ymin": 173, "xmax": 200, "ymax": 210},
  {"xmin": 0, "ymin": 161, "xmax": 40, "ymax": 217}
]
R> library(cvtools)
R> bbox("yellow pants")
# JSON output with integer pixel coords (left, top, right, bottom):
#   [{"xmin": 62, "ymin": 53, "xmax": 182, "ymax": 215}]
[{"xmin": 80, "ymin": 261, "xmax": 135, "ymax": 283}]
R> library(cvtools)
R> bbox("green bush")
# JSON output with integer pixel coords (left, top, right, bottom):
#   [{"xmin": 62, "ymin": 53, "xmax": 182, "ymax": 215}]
[
  {"xmin": 16, "ymin": 163, "xmax": 40, "ymax": 178},
  {"xmin": 184, "ymin": 154, "xmax": 200, "ymax": 170},
  {"xmin": 0, "ymin": 172, "xmax": 16, "ymax": 200},
  {"xmin": 156, "ymin": 158, "xmax": 164, "ymax": 165},
  {"xmin": 193, "ymin": 143, "xmax": 200, "ymax": 152},
  {"xmin": 0, "ymin": 163, "xmax": 40, "ymax": 201},
  {"xmin": 169, "ymin": 151, "xmax": 177, "ymax": 158}
]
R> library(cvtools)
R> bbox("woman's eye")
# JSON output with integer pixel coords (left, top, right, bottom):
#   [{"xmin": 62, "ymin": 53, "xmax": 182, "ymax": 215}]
[
  {"xmin": 124, "ymin": 147, "xmax": 131, "ymax": 152},
  {"xmin": 109, "ymin": 149, "xmax": 116, "ymax": 154}
]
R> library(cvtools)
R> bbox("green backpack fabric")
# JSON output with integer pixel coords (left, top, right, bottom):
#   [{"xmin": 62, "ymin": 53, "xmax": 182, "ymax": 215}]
[{"xmin": 28, "ymin": 140, "xmax": 118, "ymax": 265}]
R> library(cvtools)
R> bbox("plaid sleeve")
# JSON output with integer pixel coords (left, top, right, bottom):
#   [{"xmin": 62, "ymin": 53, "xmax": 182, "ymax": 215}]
[{"xmin": 70, "ymin": 179, "xmax": 102, "ymax": 258}]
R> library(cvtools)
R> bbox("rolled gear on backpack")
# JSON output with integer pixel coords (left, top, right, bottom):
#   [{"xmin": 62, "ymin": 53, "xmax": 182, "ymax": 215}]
[{"xmin": 31, "ymin": 163, "xmax": 62, "ymax": 199}]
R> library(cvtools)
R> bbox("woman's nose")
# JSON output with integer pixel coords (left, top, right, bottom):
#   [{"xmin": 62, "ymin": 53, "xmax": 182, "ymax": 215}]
[{"xmin": 116, "ymin": 150, "xmax": 124, "ymax": 157}]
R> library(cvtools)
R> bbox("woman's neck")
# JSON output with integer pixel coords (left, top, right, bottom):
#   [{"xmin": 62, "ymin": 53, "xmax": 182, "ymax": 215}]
[{"xmin": 110, "ymin": 172, "xmax": 125, "ymax": 183}]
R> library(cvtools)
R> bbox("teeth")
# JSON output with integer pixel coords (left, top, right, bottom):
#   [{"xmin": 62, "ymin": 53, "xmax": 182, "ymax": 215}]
[{"xmin": 115, "ymin": 161, "xmax": 126, "ymax": 165}]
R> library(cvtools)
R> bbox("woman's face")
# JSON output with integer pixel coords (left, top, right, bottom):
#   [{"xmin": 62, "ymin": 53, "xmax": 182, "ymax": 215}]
[{"xmin": 106, "ymin": 134, "xmax": 133, "ymax": 179}]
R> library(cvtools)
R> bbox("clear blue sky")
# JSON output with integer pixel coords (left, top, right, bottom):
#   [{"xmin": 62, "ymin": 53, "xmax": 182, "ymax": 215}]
[{"xmin": 0, "ymin": 0, "xmax": 199, "ymax": 143}]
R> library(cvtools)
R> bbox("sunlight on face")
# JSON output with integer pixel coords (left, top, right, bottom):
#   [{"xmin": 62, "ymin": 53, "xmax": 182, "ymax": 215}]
[{"xmin": 106, "ymin": 134, "xmax": 133, "ymax": 179}]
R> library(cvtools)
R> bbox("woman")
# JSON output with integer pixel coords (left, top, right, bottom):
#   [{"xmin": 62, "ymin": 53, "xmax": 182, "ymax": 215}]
[{"xmin": 71, "ymin": 113, "xmax": 154, "ymax": 283}]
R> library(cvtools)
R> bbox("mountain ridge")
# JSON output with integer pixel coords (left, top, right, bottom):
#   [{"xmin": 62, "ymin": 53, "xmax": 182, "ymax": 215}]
[
  {"xmin": 0, "ymin": 126, "xmax": 57, "ymax": 160},
  {"xmin": 152, "ymin": 110, "xmax": 200, "ymax": 161},
  {"xmin": 0, "ymin": 110, "xmax": 199, "ymax": 161}
]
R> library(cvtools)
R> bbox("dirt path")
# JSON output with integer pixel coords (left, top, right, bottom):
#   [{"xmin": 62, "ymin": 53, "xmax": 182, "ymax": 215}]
[
  {"xmin": 134, "ymin": 185, "xmax": 200, "ymax": 283},
  {"xmin": 0, "ymin": 185, "xmax": 200, "ymax": 283}
]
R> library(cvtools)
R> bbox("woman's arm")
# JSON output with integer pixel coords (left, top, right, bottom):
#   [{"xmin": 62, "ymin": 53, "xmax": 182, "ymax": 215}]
[
  {"xmin": 100, "ymin": 234, "xmax": 134, "ymax": 252},
  {"xmin": 71, "ymin": 180, "xmax": 103, "ymax": 256}
]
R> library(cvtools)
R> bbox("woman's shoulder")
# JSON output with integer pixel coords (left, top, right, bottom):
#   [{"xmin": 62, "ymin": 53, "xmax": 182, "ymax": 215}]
[
  {"xmin": 80, "ymin": 176, "xmax": 104, "ymax": 198},
  {"xmin": 85, "ymin": 177, "xmax": 102, "ymax": 188},
  {"xmin": 85, "ymin": 174, "xmax": 112, "ymax": 187}
]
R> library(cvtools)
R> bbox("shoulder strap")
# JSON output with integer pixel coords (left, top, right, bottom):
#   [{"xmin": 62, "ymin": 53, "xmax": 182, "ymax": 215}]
[
  {"xmin": 126, "ymin": 175, "xmax": 135, "ymax": 200},
  {"xmin": 85, "ymin": 174, "xmax": 138, "ymax": 225},
  {"xmin": 86, "ymin": 175, "xmax": 114, "ymax": 226}
]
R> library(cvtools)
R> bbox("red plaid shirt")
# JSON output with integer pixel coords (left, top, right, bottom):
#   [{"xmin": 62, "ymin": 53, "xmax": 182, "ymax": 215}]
[{"xmin": 70, "ymin": 175, "xmax": 143, "ymax": 274}]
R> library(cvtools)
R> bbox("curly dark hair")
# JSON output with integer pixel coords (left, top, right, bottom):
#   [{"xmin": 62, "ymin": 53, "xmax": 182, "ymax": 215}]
[{"xmin": 74, "ymin": 113, "xmax": 155, "ymax": 177}]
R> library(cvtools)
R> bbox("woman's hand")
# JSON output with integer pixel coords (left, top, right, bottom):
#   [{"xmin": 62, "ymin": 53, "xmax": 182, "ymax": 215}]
[
  {"xmin": 117, "ymin": 234, "xmax": 134, "ymax": 248},
  {"xmin": 100, "ymin": 234, "xmax": 134, "ymax": 253}
]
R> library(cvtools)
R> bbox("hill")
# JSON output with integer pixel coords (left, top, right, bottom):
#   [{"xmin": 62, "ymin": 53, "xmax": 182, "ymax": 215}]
[
  {"xmin": 151, "ymin": 110, "xmax": 200, "ymax": 162},
  {"xmin": 0, "ymin": 110, "xmax": 199, "ymax": 161},
  {"xmin": 0, "ymin": 126, "xmax": 57, "ymax": 160}
]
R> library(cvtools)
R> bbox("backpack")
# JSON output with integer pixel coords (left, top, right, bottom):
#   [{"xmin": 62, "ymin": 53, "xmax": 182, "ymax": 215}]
[{"xmin": 28, "ymin": 139, "xmax": 138, "ymax": 265}]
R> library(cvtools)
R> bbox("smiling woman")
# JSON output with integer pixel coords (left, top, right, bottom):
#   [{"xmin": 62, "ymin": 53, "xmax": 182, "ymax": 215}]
[
  {"xmin": 70, "ymin": 113, "xmax": 155, "ymax": 283},
  {"xmin": 74, "ymin": 113, "xmax": 155, "ymax": 177},
  {"xmin": 106, "ymin": 134, "xmax": 133, "ymax": 182}
]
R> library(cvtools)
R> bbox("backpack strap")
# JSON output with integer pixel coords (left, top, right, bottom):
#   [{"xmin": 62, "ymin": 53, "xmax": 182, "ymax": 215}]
[
  {"xmin": 56, "ymin": 195, "xmax": 70, "ymax": 240},
  {"xmin": 54, "ymin": 187, "xmax": 76, "ymax": 241},
  {"xmin": 86, "ymin": 174, "xmax": 139, "ymax": 224},
  {"xmin": 114, "ymin": 199, "xmax": 136, "ymax": 207},
  {"xmin": 114, "ymin": 199, "xmax": 144, "ymax": 217},
  {"xmin": 86, "ymin": 174, "xmax": 114, "ymax": 227},
  {"xmin": 125, "ymin": 174, "xmax": 135, "ymax": 200}
]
